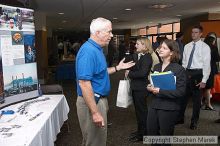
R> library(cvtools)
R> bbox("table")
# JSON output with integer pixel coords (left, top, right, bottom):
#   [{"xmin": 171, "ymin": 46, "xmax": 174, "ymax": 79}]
[{"xmin": 0, "ymin": 95, "xmax": 69, "ymax": 146}]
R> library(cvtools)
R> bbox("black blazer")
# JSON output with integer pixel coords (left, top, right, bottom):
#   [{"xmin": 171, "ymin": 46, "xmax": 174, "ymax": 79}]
[
  {"xmin": 128, "ymin": 53, "xmax": 152, "ymax": 91},
  {"xmin": 210, "ymin": 45, "xmax": 220, "ymax": 75},
  {"xmin": 149, "ymin": 63, "xmax": 186, "ymax": 110}
]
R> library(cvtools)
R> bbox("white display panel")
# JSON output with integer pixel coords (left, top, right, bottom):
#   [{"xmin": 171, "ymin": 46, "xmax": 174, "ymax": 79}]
[{"xmin": 0, "ymin": 4, "xmax": 39, "ymax": 108}]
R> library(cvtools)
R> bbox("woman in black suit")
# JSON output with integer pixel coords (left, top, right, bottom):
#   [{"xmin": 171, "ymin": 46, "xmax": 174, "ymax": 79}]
[
  {"xmin": 202, "ymin": 35, "xmax": 220, "ymax": 110},
  {"xmin": 125, "ymin": 38, "xmax": 153, "ymax": 142},
  {"xmin": 147, "ymin": 39, "xmax": 186, "ymax": 146}
]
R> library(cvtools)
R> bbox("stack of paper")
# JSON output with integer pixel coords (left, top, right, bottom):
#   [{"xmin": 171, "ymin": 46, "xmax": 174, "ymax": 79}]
[{"xmin": 150, "ymin": 71, "xmax": 176, "ymax": 90}]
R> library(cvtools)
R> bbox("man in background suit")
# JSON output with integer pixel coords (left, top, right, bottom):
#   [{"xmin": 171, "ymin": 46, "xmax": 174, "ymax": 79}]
[{"xmin": 175, "ymin": 32, "xmax": 184, "ymax": 64}]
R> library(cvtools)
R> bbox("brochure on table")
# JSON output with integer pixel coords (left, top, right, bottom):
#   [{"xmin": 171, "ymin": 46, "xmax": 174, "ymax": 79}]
[{"xmin": 0, "ymin": 4, "xmax": 39, "ymax": 109}]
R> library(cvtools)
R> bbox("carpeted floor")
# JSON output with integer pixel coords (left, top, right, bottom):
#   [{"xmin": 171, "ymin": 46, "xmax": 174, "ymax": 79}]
[{"xmin": 52, "ymin": 71, "xmax": 220, "ymax": 146}]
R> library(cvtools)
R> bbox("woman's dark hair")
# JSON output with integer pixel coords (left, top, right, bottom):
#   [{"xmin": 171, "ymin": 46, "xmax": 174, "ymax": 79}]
[
  {"xmin": 206, "ymin": 32, "xmax": 217, "ymax": 46},
  {"xmin": 159, "ymin": 36, "xmax": 167, "ymax": 44},
  {"xmin": 204, "ymin": 36, "xmax": 215, "ymax": 48},
  {"xmin": 162, "ymin": 39, "xmax": 180, "ymax": 63}
]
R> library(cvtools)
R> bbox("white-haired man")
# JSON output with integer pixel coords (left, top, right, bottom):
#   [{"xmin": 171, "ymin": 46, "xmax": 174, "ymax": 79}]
[{"xmin": 76, "ymin": 17, "xmax": 135, "ymax": 146}]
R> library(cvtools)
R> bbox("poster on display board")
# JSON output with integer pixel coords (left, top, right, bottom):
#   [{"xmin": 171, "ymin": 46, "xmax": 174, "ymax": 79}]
[{"xmin": 0, "ymin": 4, "xmax": 39, "ymax": 109}]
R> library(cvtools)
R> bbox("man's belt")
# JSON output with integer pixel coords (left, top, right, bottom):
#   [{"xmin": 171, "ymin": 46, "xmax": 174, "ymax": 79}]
[{"xmin": 79, "ymin": 93, "xmax": 106, "ymax": 104}]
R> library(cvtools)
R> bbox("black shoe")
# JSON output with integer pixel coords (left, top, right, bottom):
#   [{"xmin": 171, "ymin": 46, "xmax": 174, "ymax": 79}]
[
  {"xmin": 190, "ymin": 122, "xmax": 197, "ymax": 130},
  {"xmin": 176, "ymin": 118, "xmax": 184, "ymax": 125},
  {"xmin": 128, "ymin": 131, "xmax": 138, "ymax": 139},
  {"xmin": 204, "ymin": 106, "xmax": 215, "ymax": 111},
  {"xmin": 129, "ymin": 135, "xmax": 143, "ymax": 142},
  {"xmin": 214, "ymin": 119, "xmax": 220, "ymax": 123},
  {"xmin": 107, "ymin": 122, "xmax": 112, "ymax": 128}
]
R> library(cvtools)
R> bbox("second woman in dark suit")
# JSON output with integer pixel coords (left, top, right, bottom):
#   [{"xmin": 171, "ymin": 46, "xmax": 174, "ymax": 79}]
[
  {"xmin": 147, "ymin": 39, "xmax": 186, "ymax": 146},
  {"xmin": 125, "ymin": 38, "xmax": 153, "ymax": 142},
  {"xmin": 202, "ymin": 35, "xmax": 220, "ymax": 110}
]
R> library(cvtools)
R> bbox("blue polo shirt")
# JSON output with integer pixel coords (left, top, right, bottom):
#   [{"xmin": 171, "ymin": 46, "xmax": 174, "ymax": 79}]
[{"xmin": 76, "ymin": 38, "xmax": 110, "ymax": 96}]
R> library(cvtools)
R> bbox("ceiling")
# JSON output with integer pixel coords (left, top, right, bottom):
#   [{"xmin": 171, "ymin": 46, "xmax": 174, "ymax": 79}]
[{"xmin": 31, "ymin": 0, "xmax": 220, "ymax": 31}]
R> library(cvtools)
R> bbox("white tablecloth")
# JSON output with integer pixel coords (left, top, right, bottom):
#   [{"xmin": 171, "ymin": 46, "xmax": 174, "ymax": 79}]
[{"xmin": 0, "ymin": 95, "xmax": 69, "ymax": 146}]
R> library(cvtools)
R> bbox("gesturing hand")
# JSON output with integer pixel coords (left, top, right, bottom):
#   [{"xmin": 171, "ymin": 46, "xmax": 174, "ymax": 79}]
[{"xmin": 117, "ymin": 58, "xmax": 135, "ymax": 71}]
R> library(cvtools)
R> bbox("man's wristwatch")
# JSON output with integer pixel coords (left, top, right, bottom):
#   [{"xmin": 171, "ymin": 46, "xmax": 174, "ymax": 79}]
[{"xmin": 114, "ymin": 66, "xmax": 118, "ymax": 72}]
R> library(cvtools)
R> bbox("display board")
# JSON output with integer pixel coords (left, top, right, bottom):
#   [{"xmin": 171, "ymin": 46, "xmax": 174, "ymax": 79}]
[{"xmin": 0, "ymin": 4, "xmax": 39, "ymax": 108}]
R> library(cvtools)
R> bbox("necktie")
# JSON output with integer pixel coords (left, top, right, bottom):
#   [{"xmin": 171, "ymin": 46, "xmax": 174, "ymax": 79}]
[{"xmin": 187, "ymin": 43, "xmax": 196, "ymax": 69}]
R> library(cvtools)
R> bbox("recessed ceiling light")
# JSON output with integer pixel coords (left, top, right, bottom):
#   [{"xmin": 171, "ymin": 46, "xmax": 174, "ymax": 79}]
[
  {"xmin": 149, "ymin": 21, "xmax": 153, "ymax": 23},
  {"xmin": 113, "ymin": 18, "xmax": 118, "ymax": 20},
  {"xmin": 58, "ymin": 12, "xmax": 64, "ymax": 15},
  {"xmin": 149, "ymin": 3, "xmax": 174, "ymax": 9},
  {"xmin": 125, "ymin": 8, "xmax": 132, "ymax": 11},
  {"xmin": 176, "ymin": 14, "xmax": 182, "ymax": 17}
]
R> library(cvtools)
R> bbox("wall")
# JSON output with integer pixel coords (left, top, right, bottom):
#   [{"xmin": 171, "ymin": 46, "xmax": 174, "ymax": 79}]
[
  {"xmin": 200, "ymin": 20, "xmax": 220, "ymax": 37},
  {"xmin": 180, "ymin": 13, "xmax": 209, "ymax": 43},
  {"xmin": 35, "ymin": 30, "xmax": 48, "ymax": 80},
  {"xmin": 208, "ymin": 13, "xmax": 220, "ymax": 21}
]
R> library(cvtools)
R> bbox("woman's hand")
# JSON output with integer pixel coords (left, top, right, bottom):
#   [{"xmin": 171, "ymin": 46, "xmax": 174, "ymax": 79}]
[
  {"xmin": 147, "ymin": 84, "xmax": 154, "ymax": 92},
  {"xmin": 152, "ymin": 87, "xmax": 160, "ymax": 94},
  {"xmin": 147, "ymin": 84, "xmax": 160, "ymax": 94}
]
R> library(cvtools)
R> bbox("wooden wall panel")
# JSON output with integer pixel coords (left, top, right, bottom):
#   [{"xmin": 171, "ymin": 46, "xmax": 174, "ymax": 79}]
[{"xmin": 200, "ymin": 21, "xmax": 220, "ymax": 37}]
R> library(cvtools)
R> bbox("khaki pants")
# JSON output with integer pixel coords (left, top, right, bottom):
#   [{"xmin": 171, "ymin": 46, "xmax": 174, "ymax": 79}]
[{"xmin": 76, "ymin": 96, "xmax": 108, "ymax": 146}]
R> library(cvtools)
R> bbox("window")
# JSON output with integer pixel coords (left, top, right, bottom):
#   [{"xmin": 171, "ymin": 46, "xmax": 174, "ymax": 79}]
[
  {"xmin": 173, "ymin": 22, "xmax": 180, "ymax": 32},
  {"xmin": 146, "ymin": 22, "xmax": 180, "ymax": 42},
  {"xmin": 147, "ymin": 26, "xmax": 158, "ymax": 35},
  {"xmin": 173, "ymin": 33, "xmax": 177, "ymax": 40},
  {"xmin": 159, "ymin": 24, "xmax": 172, "ymax": 33},
  {"xmin": 139, "ymin": 28, "xmax": 147, "ymax": 36},
  {"xmin": 166, "ymin": 35, "xmax": 173, "ymax": 39}
]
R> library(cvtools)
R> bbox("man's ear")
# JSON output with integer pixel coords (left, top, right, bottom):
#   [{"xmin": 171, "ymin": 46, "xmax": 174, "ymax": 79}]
[
  {"xmin": 96, "ymin": 31, "xmax": 100, "ymax": 36},
  {"xmin": 200, "ymin": 32, "xmax": 203, "ymax": 37}
]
